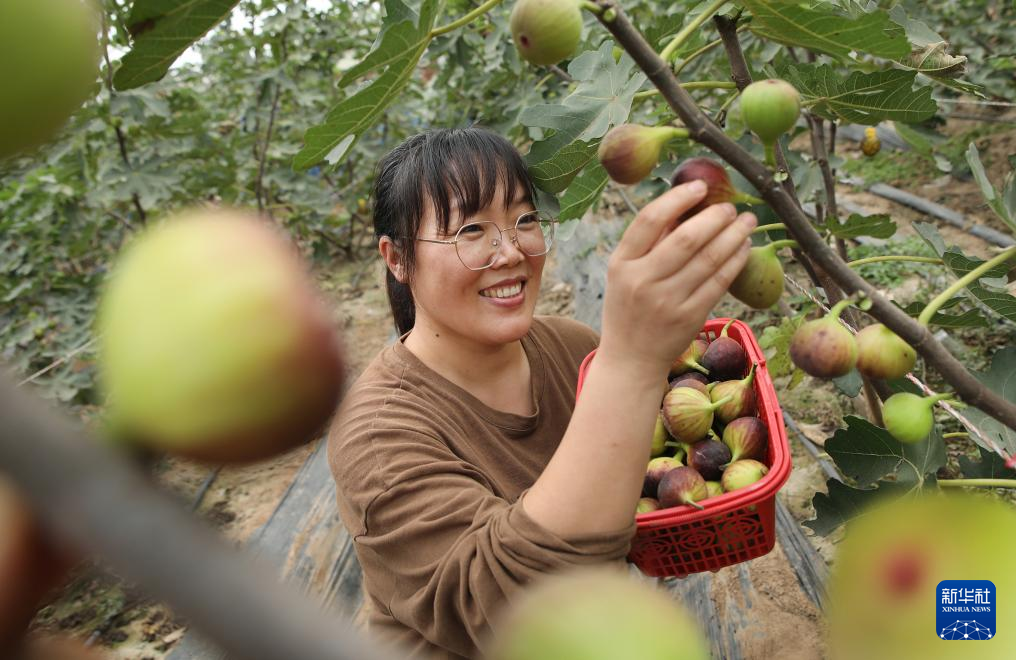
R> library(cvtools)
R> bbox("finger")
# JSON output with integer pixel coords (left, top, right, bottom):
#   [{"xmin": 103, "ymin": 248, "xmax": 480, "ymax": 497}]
[
  {"xmin": 612, "ymin": 181, "xmax": 708, "ymax": 262},
  {"xmin": 643, "ymin": 202, "xmax": 740, "ymax": 277},
  {"xmin": 681, "ymin": 234, "xmax": 754, "ymax": 311},
  {"xmin": 670, "ymin": 212, "xmax": 758, "ymax": 288}
]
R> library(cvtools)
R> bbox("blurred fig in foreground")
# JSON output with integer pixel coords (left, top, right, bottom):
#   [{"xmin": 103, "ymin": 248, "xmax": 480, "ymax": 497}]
[{"xmin": 96, "ymin": 208, "xmax": 346, "ymax": 463}]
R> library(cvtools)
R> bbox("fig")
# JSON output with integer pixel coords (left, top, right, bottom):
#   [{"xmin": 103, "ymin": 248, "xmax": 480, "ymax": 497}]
[
  {"xmin": 728, "ymin": 242, "xmax": 787, "ymax": 309},
  {"xmin": 860, "ymin": 127, "xmax": 881, "ymax": 157},
  {"xmin": 0, "ymin": 0, "xmax": 101, "ymax": 159},
  {"xmin": 598, "ymin": 124, "xmax": 687, "ymax": 185},
  {"xmin": 657, "ymin": 466, "xmax": 709, "ymax": 510},
  {"xmin": 855, "ymin": 324, "xmax": 916, "ymax": 380},
  {"xmin": 96, "ymin": 209, "xmax": 346, "ymax": 463},
  {"xmin": 644, "ymin": 456, "xmax": 682, "ymax": 497},
  {"xmin": 669, "ymin": 157, "xmax": 762, "ymax": 222},
  {"xmin": 686, "ymin": 439, "xmax": 732, "ymax": 481},
  {"xmin": 789, "ymin": 299, "xmax": 857, "ymax": 378},
  {"xmin": 636, "ymin": 497, "xmax": 660, "ymax": 514},
  {"xmin": 669, "ymin": 338, "xmax": 710, "ymax": 377},
  {"xmin": 881, "ymin": 392, "xmax": 952, "ymax": 444},
  {"xmin": 826, "ymin": 493, "xmax": 1016, "ymax": 660},
  {"xmin": 721, "ymin": 416, "xmax": 767, "ymax": 464},
  {"xmin": 705, "ymin": 481, "xmax": 724, "ymax": 498},
  {"xmin": 720, "ymin": 459, "xmax": 768, "ymax": 492},
  {"xmin": 701, "ymin": 319, "xmax": 748, "ymax": 382},
  {"xmin": 486, "ymin": 566, "xmax": 710, "ymax": 660},
  {"xmin": 710, "ymin": 363, "xmax": 757, "ymax": 424},
  {"xmin": 650, "ymin": 411, "xmax": 671, "ymax": 458},
  {"xmin": 669, "ymin": 373, "xmax": 709, "ymax": 394},
  {"xmin": 739, "ymin": 79, "xmax": 801, "ymax": 166},
  {"xmin": 661, "ymin": 387, "xmax": 731, "ymax": 444},
  {"xmin": 509, "ymin": 0, "xmax": 582, "ymax": 67},
  {"xmin": 663, "ymin": 440, "xmax": 689, "ymax": 464}
]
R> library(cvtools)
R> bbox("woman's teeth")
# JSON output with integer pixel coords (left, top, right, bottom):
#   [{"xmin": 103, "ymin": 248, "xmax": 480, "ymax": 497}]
[{"xmin": 480, "ymin": 282, "xmax": 524, "ymax": 298}]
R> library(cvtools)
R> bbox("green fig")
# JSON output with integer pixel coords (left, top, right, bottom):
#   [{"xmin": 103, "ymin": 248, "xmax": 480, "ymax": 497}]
[
  {"xmin": 705, "ymin": 481, "xmax": 724, "ymax": 498},
  {"xmin": 789, "ymin": 299, "xmax": 857, "ymax": 378},
  {"xmin": 1, "ymin": 0, "xmax": 101, "ymax": 159},
  {"xmin": 881, "ymin": 392, "xmax": 952, "ymax": 444},
  {"xmin": 598, "ymin": 124, "xmax": 687, "ymax": 185},
  {"xmin": 720, "ymin": 459, "xmax": 768, "ymax": 492},
  {"xmin": 710, "ymin": 363, "xmax": 757, "ymax": 424},
  {"xmin": 855, "ymin": 324, "xmax": 917, "ymax": 380},
  {"xmin": 650, "ymin": 411, "xmax": 671, "ymax": 458},
  {"xmin": 661, "ymin": 387, "xmax": 731, "ymax": 443},
  {"xmin": 486, "ymin": 566, "xmax": 711, "ymax": 660},
  {"xmin": 826, "ymin": 493, "xmax": 1016, "ymax": 660},
  {"xmin": 701, "ymin": 319, "xmax": 748, "ymax": 382},
  {"xmin": 657, "ymin": 466, "xmax": 709, "ymax": 510},
  {"xmin": 669, "ymin": 338, "xmax": 710, "ymax": 377},
  {"xmin": 740, "ymin": 79, "xmax": 801, "ymax": 166},
  {"xmin": 644, "ymin": 456, "xmax": 682, "ymax": 497},
  {"xmin": 686, "ymin": 439, "xmax": 732, "ymax": 481},
  {"xmin": 728, "ymin": 242, "xmax": 787, "ymax": 309},
  {"xmin": 510, "ymin": 0, "xmax": 582, "ymax": 66},
  {"xmin": 636, "ymin": 497, "xmax": 660, "ymax": 514},
  {"xmin": 721, "ymin": 416, "xmax": 767, "ymax": 463}
]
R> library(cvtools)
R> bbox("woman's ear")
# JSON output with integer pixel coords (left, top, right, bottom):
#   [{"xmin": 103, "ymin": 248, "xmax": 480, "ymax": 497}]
[{"xmin": 379, "ymin": 236, "xmax": 406, "ymax": 284}]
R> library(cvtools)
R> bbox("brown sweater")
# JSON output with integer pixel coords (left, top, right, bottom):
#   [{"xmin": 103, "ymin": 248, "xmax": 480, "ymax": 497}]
[{"xmin": 326, "ymin": 315, "xmax": 637, "ymax": 659}]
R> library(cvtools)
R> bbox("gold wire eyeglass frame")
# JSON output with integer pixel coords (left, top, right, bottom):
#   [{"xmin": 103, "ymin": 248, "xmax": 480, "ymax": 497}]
[{"xmin": 410, "ymin": 210, "xmax": 560, "ymax": 271}]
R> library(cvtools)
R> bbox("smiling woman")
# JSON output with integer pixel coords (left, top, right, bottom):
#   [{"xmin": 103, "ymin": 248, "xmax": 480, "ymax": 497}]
[{"xmin": 326, "ymin": 127, "xmax": 756, "ymax": 659}]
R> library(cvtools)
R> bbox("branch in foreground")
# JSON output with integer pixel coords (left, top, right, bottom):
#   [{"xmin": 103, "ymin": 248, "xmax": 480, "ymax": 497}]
[{"xmin": 593, "ymin": 1, "xmax": 1016, "ymax": 441}]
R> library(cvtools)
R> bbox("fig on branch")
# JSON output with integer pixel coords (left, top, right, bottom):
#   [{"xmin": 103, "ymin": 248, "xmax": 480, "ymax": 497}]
[
  {"xmin": 686, "ymin": 439, "xmax": 732, "ymax": 481},
  {"xmin": 720, "ymin": 459, "xmax": 769, "ymax": 492},
  {"xmin": 97, "ymin": 209, "xmax": 346, "ymax": 463},
  {"xmin": 855, "ymin": 324, "xmax": 916, "ymax": 380},
  {"xmin": 658, "ymin": 466, "xmax": 709, "ymax": 510},
  {"xmin": 636, "ymin": 497, "xmax": 660, "ymax": 514},
  {"xmin": 509, "ymin": 0, "xmax": 583, "ymax": 66},
  {"xmin": 740, "ymin": 79, "xmax": 801, "ymax": 167},
  {"xmin": 669, "ymin": 158, "xmax": 763, "ymax": 223},
  {"xmin": 721, "ymin": 416, "xmax": 767, "ymax": 463},
  {"xmin": 598, "ymin": 124, "xmax": 688, "ymax": 185},
  {"xmin": 789, "ymin": 299, "xmax": 857, "ymax": 378},
  {"xmin": 728, "ymin": 241, "xmax": 792, "ymax": 309},
  {"xmin": 881, "ymin": 392, "xmax": 952, "ymax": 444},
  {"xmin": 669, "ymin": 338, "xmax": 710, "ymax": 377},
  {"xmin": 860, "ymin": 127, "xmax": 881, "ymax": 157},
  {"xmin": 661, "ymin": 387, "xmax": 731, "ymax": 444},
  {"xmin": 710, "ymin": 363, "xmax": 757, "ymax": 424},
  {"xmin": 701, "ymin": 319, "xmax": 748, "ymax": 382},
  {"xmin": 644, "ymin": 456, "xmax": 682, "ymax": 497},
  {"xmin": 0, "ymin": 0, "xmax": 101, "ymax": 159}
]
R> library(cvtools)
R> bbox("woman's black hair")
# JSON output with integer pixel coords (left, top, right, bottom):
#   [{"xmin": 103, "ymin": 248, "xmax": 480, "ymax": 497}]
[{"xmin": 372, "ymin": 127, "xmax": 537, "ymax": 336}]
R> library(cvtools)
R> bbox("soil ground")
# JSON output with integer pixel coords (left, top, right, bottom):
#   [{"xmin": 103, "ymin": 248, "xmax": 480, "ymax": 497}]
[{"xmin": 27, "ymin": 111, "xmax": 1016, "ymax": 658}]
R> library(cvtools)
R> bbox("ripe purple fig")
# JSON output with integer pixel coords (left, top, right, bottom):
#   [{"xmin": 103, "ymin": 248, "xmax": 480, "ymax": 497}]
[
  {"xmin": 644, "ymin": 456, "xmax": 682, "ymax": 497},
  {"xmin": 661, "ymin": 387, "xmax": 731, "ymax": 444},
  {"xmin": 669, "ymin": 338, "xmax": 710, "ymax": 377},
  {"xmin": 686, "ymin": 439, "xmax": 732, "ymax": 481},
  {"xmin": 636, "ymin": 497, "xmax": 660, "ymax": 514},
  {"xmin": 598, "ymin": 124, "xmax": 688, "ymax": 185},
  {"xmin": 882, "ymin": 392, "xmax": 952, "ymax": 444},
  {"xmin": 710, "ymin": 363, "xmax": 757, "ymax": 424},
  {"xmin": 509, "ymin": 0, "xmax": 582, "ymax": 66},
  {"xmin": 721, "ymin": 459, "xmax": 769, "ymax": 492},
  {"xmin": 721, "ymin": 416, "xmax": 767, "ymax": 463},
  {"xmin": 740, "ymin": 79, "xmax": 801, "ymax": 166},
  {"xmin": 650, "ymin": 411, "xmax": 671, "ymax": 458},
  {"xmin": 855, "ymin": 324, "xmax": 916, "ymax": 380},
  {"xmin": 705, "ymin": 481, "xmax": 724, "ymax": 498},
  {"xmin": 728, "ymin": 241, "xmax": 789, "ymax": 309},
  {"xmin": 670, "ymin": 373, "xmax": 709, "ymax": 394},
  {"xmin": 657, "ymin": 466, "xmax": 708, "ymax": 510},
  {"xmin": 789, "ymin": 299, "xmax": 858, "ymax": 378},
  {"xmin": 669, "ymin": 158, "xmax": 763, "ymax": 222},
  {"xmin": 701, "ymin": 319, "xmax": 748, "ymax": 382}
]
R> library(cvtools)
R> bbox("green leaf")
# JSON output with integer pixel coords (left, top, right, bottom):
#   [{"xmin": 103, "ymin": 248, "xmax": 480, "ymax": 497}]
[
  {"xmin": 743, "ymin": 0, "xmax": 910, "ymax": 60},
  {"xmin": 758, "ymin": 316, "xmax": 805, "ymax": 389},
  {"xmin": 897, "ymin": 299, "xmax": 989, "ymax": 328},
  {"xmin": 966, "ymin": 143, "xmax": 1016, "ymax": 233},
  {"xmin": 338, "ymin": 0, "xmax": 435, "ymax": 87},
  {"xmin": 528, "ymin": 139, "xmax": 601, "ymax": 194},
  {"xmin": 824, "ymin": 212, "xmax": 897, "ymax": 239},
  {"xmin": 557, "ymin": 162, "xmax": 609, "ymax": 222},
  {"xmin": 832, "ymin": 370, "xmax": 863, "ymax": 397},
  {"xmin": 805, "ymin": 478, "xmax": 909, "ymax": 537},
  {"xmin": 959, "ymin": 445, "xmax": 1016, "ymax": 480},
  {"xmin": 964, "ymin": 347, "xmax": 1016, "ymax": 457},
  {"xmin": 780, "ymin": 64, "xmax": 937, "ymax": 125},
  {"xmin": 824, "ymin": 416, "xmax": 945, "ymax": 488},
  {"xmin": 114, "ymin": 0, "xmax": 241, "ymax": 90}
]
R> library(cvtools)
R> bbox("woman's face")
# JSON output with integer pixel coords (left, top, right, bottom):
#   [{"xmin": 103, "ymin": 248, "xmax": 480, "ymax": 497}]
[{"xmin": 408, "ymin": 185, "xmax": 545, "ymax": 348}]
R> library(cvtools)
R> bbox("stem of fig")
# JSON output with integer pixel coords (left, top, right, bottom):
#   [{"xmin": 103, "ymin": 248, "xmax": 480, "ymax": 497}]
[
  {"xmin": 732, "ymin": 191, "xmax": 764, "ymax": 206},
  {"xmin": 827, "ymin": 298, "xmax": 853, "ymax": 321},
  {"xmin": 659, "ymin": 0, "xmax": 730, "ymax": 63},
  {"xmin": 942, "ymin": 432, "xmax": 969, "ymax": 439},
  {"xmin": 763, "ymin": 142, "xmax": 777, "ymax": 168},
  {"xmin": 741, "ymin": 362, "xmax": 757, "ymax": 386},
  {"xmin": 753, "ymin": 223, "xmax": 786, "ymax": 234},
  {"xmin": 685, "ymin": 499, "xmax": 705, "ymax": 510},
  {"xmin": 720, "ymin": 317, "xmax": 735, "ymax": 337},
  {"xmin": 709, "ymin": 394, "xmax": 734, "ymax": 410},
  {"xmin": 688, "ymin": 360, "xmax": 709, "ymax": 375},
  {"xmin": 918, "ymin": 245, "xmax": 1016, "ymax": 326},
  {"xmin": 924, "ymin": 392, "xmax": 954, "ymax": 407},
  {"xmin": 939, "ymin": 479, "xmax": 1016, "ymax": 490},
  {"xmin": 767, "ymin": 239, "xmax": 799, "ymax": 252},
  {"xmin": 847, "ymin": 255, "xmax": 943, "ymax": 268},
  {"xmin": 430, "ymin": 0, "xmax": 504, "ymax": 36},
  {"xmin": 580, "ymin": 0, "xmax": 604, "ymax": 15}
]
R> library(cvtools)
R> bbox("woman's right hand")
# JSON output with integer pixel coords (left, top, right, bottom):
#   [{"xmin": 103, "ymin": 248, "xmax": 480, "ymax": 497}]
[{"xmin": 598, "ymin": 180, "xmax": 757, "ymax": 379}]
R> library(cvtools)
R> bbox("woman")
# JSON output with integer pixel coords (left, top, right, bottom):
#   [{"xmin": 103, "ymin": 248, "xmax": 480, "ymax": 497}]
[{"xmin": 326, "ymin": 127, "xmax": 755, "ymax": 659}]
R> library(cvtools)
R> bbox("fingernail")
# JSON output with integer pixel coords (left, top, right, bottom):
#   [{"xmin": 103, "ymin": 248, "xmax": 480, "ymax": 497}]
[
  {"xmin": 740, "ymin": 213, "xmax": 757, "ymax": 229},
  {"xmin": 689, "ymin": 180, "xmax": 707, "ymax": 194},
  {"xmin": 721, "ymin": 203, "xmax": 737, "ymax": 218},
  {"xmin": 743, "ymin": 238, "xmax": 752, "ymax": 249}
]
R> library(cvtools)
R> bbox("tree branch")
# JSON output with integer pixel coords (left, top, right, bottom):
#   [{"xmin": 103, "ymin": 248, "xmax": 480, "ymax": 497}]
[{"xmin": 594, "ymin": 0, "xmax": 1016, "ymax": 441}]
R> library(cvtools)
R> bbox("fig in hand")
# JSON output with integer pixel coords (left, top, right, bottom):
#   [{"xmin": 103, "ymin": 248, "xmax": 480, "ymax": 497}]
[
  {"xmin": 669, "ymin": 158, "xmax": 763, "ymax": 223},
  {"xmin": 728, "ymin": 242, "xmax": 789, "ymax": 309}
]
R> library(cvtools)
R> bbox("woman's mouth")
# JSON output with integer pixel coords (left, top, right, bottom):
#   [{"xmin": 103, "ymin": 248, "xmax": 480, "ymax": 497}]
[{"xmin": 479, "ymin": 280, "xmax": 526, "ymax": 306}]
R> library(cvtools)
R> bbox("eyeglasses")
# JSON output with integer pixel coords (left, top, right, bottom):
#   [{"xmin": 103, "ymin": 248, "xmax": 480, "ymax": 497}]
[{"xmin": 412, "ymin": 210, "xmax": 559, "ymax": 271}]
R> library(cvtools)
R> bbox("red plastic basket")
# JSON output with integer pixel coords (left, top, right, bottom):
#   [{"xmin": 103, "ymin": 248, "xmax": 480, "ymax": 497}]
[{"xmin": 575, "ymin": 318, "xmax": 792, "ymax": 578}]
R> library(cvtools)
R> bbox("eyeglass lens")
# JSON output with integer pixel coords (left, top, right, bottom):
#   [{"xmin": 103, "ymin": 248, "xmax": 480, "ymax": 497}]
[{"xmin": 455, "ymin": 212, "xmax": 555, "ymax": 270}]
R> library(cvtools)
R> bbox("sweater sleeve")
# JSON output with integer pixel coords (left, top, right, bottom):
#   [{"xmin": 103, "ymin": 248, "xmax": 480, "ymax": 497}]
[{"xmin": 352, "ymin": 430, "xmax": 636, "ymax": 658}]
